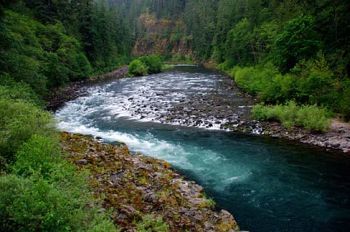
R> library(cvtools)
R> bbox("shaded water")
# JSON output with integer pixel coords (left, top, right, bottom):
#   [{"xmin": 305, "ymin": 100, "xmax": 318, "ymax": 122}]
[{"xmin": 56, "ymin": 66, "xmax": 350, "ymax": 232}]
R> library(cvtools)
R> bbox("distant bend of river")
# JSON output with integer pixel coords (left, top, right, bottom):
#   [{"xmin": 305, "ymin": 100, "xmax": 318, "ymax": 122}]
[{"xmin": 55, "ymin": 66, "xmax": 350, "ymax": 232}]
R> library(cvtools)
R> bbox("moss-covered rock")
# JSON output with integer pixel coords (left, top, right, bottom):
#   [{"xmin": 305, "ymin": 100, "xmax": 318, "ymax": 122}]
[{"xmin": 60, "ymin": 132, "xmax": 240, "ymax": 231}]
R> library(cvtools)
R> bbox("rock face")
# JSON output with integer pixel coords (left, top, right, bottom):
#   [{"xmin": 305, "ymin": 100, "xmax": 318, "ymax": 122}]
[
  {"xmin": 60, "ymin": 132, "xmax": 240, "ymax": 232},
  {"xmin": 132, "ymin": 12, "xmax": 192, "ymax": 57}
]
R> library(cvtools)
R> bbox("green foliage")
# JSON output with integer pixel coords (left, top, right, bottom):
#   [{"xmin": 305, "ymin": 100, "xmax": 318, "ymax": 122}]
[
  {"xmin": 0, "ymin": 98, "xmax": 54, "ymax": 168},
  {"xmin": 129, "ymin": 55, "xmax": 164, "ymax": 76},
  {"xmin": 292, "ymin": 54, "xmax": 338, "ymax": 106},
  {"xmin": 88, "ymin": 1, "xmax": 131, "ymax": 71},
  {"xmin": 12, "ymin": 135, "xmax": 62, "ymax": 179},
  {"xmin": 252, "ymin": 101, "xmax": 331, "ymax": 132},
  {"xmin": 22, "ymin": 0, "xmax": 131, "ymax": 73},
  {"xmin": 184, "ymin": 0, "xmax": 217, "ymax": 60},
  {"xmin": 135, "ymin": 214, "xmax": 169, "ymax": 232},
  {"xmin": 0, "ymin": 74, "xmax": 43, "ymax": 106},
  {"xmin": 273, "ymin": 15, "xmax": 321, "ymax": 72},
  {"xmin": 0, "ymin": 173, "xmax": 117, "ymax": 232},
  {"xmin": 167, "ymin": 54, "xmax": 193, "ymax": 64},
  {"xmin": 231, "ymin": 64, "xmax": 282, "ymax": 98},
  {"xmin": 338, "ymin": 79, "xmax": 350, "ymax": 121},
  {"xmin": 129, "ymin": 59, "xmax": 148, "ymax": 76},
  {"xmin": 0, "ymin": 133, "xmax": 118, "ymax": 232},
  {"xmin": 139, "ymin": 55, "xmax": 163, "ymax": 74},
  {"xmin": 0, "ymin": 10, "xmax": 92, "ymax": 95},
  {"xmin": 225, "ymin": 18, "xmax": 254, "ymax": 66},
  {"xmin": 229, "ymin": 57, "xmax": 350, "ymax": 119}
]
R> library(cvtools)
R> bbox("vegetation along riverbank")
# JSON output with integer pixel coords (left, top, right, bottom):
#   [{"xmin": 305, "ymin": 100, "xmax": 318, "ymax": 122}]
[{"xmin": 1, "ymin": 0, "xmax": 350, "ymax": 231}]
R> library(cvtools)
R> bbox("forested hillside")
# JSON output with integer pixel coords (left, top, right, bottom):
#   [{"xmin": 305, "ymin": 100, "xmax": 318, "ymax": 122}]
[
  {"xmin": 1, "ymin": 0, "xmax": 350, "ymax": 231},
  {"xmin": 0, "ymin": 1, "xmax": 130, "ymax": 231},
  {"xmin": 0, "ymin": 0, "xmax": 131, "ymax": 96},
  {"xmin": 127, "ymin": 0, "xmax": 350, "ymax": 121}
]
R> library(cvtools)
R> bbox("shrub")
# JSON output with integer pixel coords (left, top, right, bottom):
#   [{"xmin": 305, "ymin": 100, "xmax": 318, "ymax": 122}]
[
  {"xmin": 12, "ymin": 135, "xmax": 62, "ymax": 179},
  {"xmin": 228, "ymin": 58, "xmax": 349, "ymax": 118},
  {"xmin": 260, "ymin": 73, "xmax": 296, "ymax": 103},
  {"xmin": 2, "ymin": 134, "xmax": 118, "ymax": 232},
  {"xmin": 139, "ymin": 55, "xmax": 163, "ymax": 74},
  {"xmin": 230, "ymin": 64, "xmax": 280, "ymax": 97},
  {"xmin": 0, "ymin": 74, "xmax": 43, "ymax": 106},
  {"xmin": 293, "ymin": 54, "xmax": 339, "ymax": 107},
  {"xmin": 128, "ymin": 59, "xmax": 148, "ymax": 76},
  {"xmin": 135, "ymin": 214, "xmax": 169, "ymax": 232},
  {"xmin": 129, "ymin": 55, "xmax": 164, "ymax": 76},
  {"xmin": 168, "ymin": 54, "xmax": 193, "ymax": 64},
  {"xmin": 252, "ymin": 101, "xmax": 331, "ymax": 132},
  {"xmin": 0, "ymin": 98, "xmax": 54, "ymax": 167},
  {"xmin": 0, "ymin": 175, "xmax": 117, "ymax": 232}
]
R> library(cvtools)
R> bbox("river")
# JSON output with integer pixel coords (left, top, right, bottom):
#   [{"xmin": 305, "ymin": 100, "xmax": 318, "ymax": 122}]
[{"xmin": 55, "ymin": 66, "xmax": 350, "ymax": 232}]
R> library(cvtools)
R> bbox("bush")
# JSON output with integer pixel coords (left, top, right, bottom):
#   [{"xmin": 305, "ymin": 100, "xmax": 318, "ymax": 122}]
[
  {"xmin": 0, "ymin": 98, "xmax": 54, "ymax": 167},
  {"xmin": 1, "ymin": 134, "xmax": 118, "ymax": 232},
  {"xmin": 292, "ymin": 54, "xmax": 339, "ymax": 107},
  {"xmin": 228, "ymin": 57, "xmax": 350, "ymax": 119},
  {"xmin": 0, "ymin": 175, "xmax": 117, "ymax": 232},
  {"xmin": 230, "ymin": 64, "xmax": 281, "ymax": 98},
  {"xmin": 12, "ymin": 135, "xmax": 62, "ymax": 179},
  {"xmin": 128, "ymin": 59, "xmax": 148, "ymax": 76},
  {"xmin": 139, "ymin": 55, "xmax": 163, "ymax": 74},
  {"xmin": 0, "ymin": 74, "xmax": 43, "ymax": 106},
  {"xmin": 260, "ymin": 73, "xmax": 296, "ymax": 103},
  {"xmin": 135, "ymin": 214, "xmax": 169, "ymax": 232},
  {"xmin": 129, "ymin": 55, "xmax": 164, "ymax": 76},
  {"xmin": 252, "ymin": 101, "xmax": 331, "ymax": 132}
]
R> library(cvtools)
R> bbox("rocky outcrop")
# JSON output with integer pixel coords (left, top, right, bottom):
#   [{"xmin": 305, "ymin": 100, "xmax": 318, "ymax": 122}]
[
  {"xmin": 60, "ymin": 132, "xmax": 239, "ymax": 232},
  {"xmin": 132, "ymin": 13, "xmax": 192, "ymax": 57}
]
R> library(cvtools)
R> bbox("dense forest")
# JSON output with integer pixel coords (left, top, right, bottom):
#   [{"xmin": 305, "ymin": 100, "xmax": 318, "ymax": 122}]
[
  {"xmin": 116, "ymin": 0, "xmax": 350, "ymax": 121},
  {"xmin": 0, "ymin": 0, "xmax": 350, "ymax": 231}
]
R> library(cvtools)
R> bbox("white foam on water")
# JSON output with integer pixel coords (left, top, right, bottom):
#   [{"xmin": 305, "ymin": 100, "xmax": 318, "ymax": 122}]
[
  {"xmin": 56, "ymin": 101, "xmax": 252, "ymax": 190},
  {"xmin": 55, "ymin": 70, "xmax": 254, "ymax": 189}
]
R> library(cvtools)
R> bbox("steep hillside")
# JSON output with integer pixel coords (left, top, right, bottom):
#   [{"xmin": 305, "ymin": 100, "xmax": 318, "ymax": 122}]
[{"xmin": 132, "ymin": 12, "xmax": 192, "ymax": 58}]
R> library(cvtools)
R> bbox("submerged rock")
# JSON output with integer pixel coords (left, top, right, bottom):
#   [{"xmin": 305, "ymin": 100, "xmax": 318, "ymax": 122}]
[{"xmin": 60, "ymin": 132, "xmax": 240, "ymax": 232}]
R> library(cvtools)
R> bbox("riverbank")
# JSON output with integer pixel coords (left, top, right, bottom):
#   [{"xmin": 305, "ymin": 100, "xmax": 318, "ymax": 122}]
[
  {"xmin": 60, "ymin": 132, "xmax": 239, "ymax": 232},
  {"xmin": 50, "ymin": 65, "xmax": 350, "ymax": 154},
  {"xmin": 201, "ymin": 62, "xmax": 350, "ymax": 153},
  {"xmin": 212, "ymin": 68, "xmax": 350, "ymax": 154},
  {"xmin": 46, "ymin": 66, "xmax": 129, "ymax": 111}
]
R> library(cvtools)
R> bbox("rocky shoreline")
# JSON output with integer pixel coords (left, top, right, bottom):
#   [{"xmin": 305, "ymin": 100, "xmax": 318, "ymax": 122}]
[
  {"xmin": 46, "ymin": 66, "xmax": 129, "ymax": 111},
  {"xmin": 51, "ymin": 65, "xmax": 350, "ymax": 154},
  {"xmin": 61, "ymin": 132, "xmax": 240, "ymax": 232},
  {"xmin": 157, "ymin": 72, "xmax": 350, "ymax": 154}
]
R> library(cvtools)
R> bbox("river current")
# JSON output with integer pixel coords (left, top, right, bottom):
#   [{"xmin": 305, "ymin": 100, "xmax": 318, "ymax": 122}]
[{"xmin": 55, "ymin": 66, "xmax": 350, "ymax": 232}]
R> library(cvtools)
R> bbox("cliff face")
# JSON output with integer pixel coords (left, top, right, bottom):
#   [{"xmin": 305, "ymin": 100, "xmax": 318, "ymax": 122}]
[
  {"xmin": 132, "ymin": 13, "xmax": 192, "ymax": 57},
  {"xmin": 61, "ymin": 132, "xmax": 239, "ymax": 232}
]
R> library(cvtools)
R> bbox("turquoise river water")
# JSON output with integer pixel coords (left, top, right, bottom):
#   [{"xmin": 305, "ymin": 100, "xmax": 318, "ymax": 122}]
[{"xmin": 55, "ymin": 66, "xmax": 350, "ymax": 232}]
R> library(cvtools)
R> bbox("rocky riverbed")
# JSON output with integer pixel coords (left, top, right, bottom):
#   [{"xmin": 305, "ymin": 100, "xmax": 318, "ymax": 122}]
[
  {"xmin": 52, "ymin": 65, "xmax": 350, "ymax": 154},
  {"xmin": 46, "ymin": 66, "xmax": 129, "ymax": 111},
  {"xmin": 61, "ymin": 132, "xmax": 240, "ymax": 232}
]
